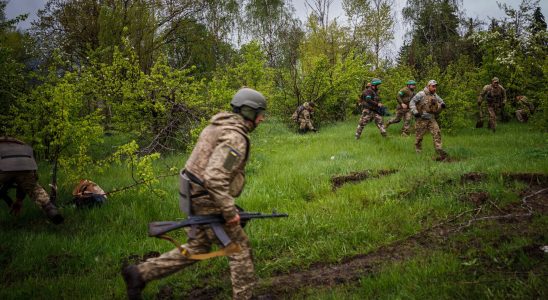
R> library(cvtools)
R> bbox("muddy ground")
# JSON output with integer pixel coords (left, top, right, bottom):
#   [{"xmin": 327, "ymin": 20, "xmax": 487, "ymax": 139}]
[{"xmin": 158, "ymin": 173, "xmax": 548, "ymax": 299}]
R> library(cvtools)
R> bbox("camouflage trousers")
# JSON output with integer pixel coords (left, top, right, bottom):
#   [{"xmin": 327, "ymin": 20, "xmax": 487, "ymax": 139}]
[
  {"xmin": 299, "ymin": 119, "xmax": 314, "ymax": 131},
  {"xmin": 356, "ymin": 109, "xmax": 386, "ymax": 137},
  {"xmin": 415, "ymin": 118, "xmax": 445, "ymax": 156},
  {"xmin": 386, "ymin": 108, "xmax": 412, "ymax": 135},
  {"xmin": 0, "ymin": 171, "xmax": 51, "ymax": 207},
  {"xmin": 135, "ymin": 223, "xmax": 255, "ymax": 300},
  {"xmin": 487, "ymin": 104, "xmax": 498, "ymax": 130},
  {"xmin": 515, "ymin": 109, "xmax": 529, "ymax": 123}
]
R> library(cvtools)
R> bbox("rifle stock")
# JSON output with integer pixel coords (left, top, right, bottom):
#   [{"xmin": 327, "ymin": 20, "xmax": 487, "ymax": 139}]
[{"xmin": 148, "ymin": 212, "xmax": 288, "ymax": 237}]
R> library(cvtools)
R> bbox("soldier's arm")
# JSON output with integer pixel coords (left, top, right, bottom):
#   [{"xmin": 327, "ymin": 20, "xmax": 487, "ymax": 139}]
[
  {"xmin": 396, "ymin": 90, "xmax": 405, "ymax": 104},
  {"xmin": 502, "ymin": 87, "xmax": 507, "ymax": 104},
  {"xmin": 410, "ymin": 93, "xmax": 421, "ymax": 115},
  {"xmin": 436, "ymin": 94, "xmax": 445, "ymax": 107},
  {"xmin": 203, "ymin": 130, "xmax": 248, "ymax": 221}
]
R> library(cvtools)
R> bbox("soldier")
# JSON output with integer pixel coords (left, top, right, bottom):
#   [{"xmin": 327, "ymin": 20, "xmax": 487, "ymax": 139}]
[
  {"xmin": 122, "ymin": 88, "xmax": 267, "ymax": 300},
  {"xmin": 514, "ymin": 95, "xmax": 534, "ymax": 123},
  {"xmin": 478, "ymin": 77, "xmax": 507, "ymax": 132},
  {"xmin": 385, "ymin": 80, "xmax": 417, "ymax": 136},
  {"xmin": 0, "ymin": 136, "xmax": 64, "ymax": 223},
  {"xmin": 292, "ymin": 102, "xmax": 317, "ymax": 133},
  {"xmin": 410, "ymin": 80, "xmax": 448, "ymax": 161},
  {"xmin": 355, "ymin": 78, "xmax": 387, "ymax": 139}
]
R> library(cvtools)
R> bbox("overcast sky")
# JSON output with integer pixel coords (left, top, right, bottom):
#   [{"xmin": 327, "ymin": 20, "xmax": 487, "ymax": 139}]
[{"xmin": 5, "ymin": 0, "xmax": 548, "ymax": 57}]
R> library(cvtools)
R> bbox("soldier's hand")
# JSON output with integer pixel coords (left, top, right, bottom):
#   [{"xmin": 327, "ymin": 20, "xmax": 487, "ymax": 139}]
[
  {"xmin": 414, "ymin": 112, "xmax": 421, "ymax": 118},
  {"xmin": 226, "ymin": 214, "xmax": 240, "ymax": 226},
  {"xmin": 401, "ymin": 103, "xmax": 407, "ymax": 109},
  {"xmin": 441, "ymin": 103, "xmax": 446, "ymax": 109},
  {"xmin": 378, "ymin": 103, "xmax": 384, "ymax": 107}
]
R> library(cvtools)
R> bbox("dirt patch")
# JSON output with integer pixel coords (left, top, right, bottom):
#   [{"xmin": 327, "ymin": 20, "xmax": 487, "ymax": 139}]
[
  {"xmin": 460, "ymin": 191, "xmax": 489, "ymax": 206},
  {"xmin": 331, "ymin": 169, "xmax": 398, "ymax": 190},
  {"xmin": 461, "ymin": 172, "xmax": 487, "ymax": 184},
  {"xmin": 121, "ymin": 251, "xmax": 161, "ymax": 268}
]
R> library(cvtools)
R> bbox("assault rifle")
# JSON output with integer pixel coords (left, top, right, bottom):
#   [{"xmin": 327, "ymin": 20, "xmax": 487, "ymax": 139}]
[{"xmin": 148, "ymin": 211, "xmax": 288, "ymax": 237}]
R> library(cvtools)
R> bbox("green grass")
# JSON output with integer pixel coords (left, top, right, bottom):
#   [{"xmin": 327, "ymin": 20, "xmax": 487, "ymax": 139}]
[{"xmin": 1, "ymin": 119, "xmax": 547, "ymax": 299}]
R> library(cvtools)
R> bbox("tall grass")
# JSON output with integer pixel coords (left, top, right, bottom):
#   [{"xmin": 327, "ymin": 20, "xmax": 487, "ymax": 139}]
[{"xmin": 1, "ymin": 119, "xmax": 546, "ymax": 299}]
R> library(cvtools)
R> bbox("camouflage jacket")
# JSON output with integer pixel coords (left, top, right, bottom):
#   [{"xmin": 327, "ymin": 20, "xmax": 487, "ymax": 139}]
[
  {"xmin": 184, "ymin": 112, "xmax": 251, "ymax": 221},
  {"xmin": 360, "ymin": 88, "xmax": 381, "ymax": 110},
  {"xmin": 515, "ymin": 96, "xmax": 533, "ymax": 113},
  {"xmin": 0, "ymin": 136, "xmax": 38, "ymax": 172},
  {"xmin": 478, "ymin": 84, "xmax": 506, "ymax": 105},
  {"xmin": 410, "ymin": 87, "xmax": 445, "ymax": 117},
  {"xmin": 396, "ymin": 87, "xmax": 415, "ymax": 107}
]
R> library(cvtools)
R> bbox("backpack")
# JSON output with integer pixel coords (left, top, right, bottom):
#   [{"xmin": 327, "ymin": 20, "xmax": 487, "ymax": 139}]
[{"xmin": 72, "ymin": 179, "xmax": 107, "ymax": 208}]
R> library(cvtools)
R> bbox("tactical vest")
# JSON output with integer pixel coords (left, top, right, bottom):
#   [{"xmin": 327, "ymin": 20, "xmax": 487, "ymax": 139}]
[
  {"xmin": 485, "ymin": 85, "xmax": 504, "ymax": 104},
  {"xmin": 416, "ymin": 91, "xmax": 442, "ymax": 115},
  {"xmin": 0, "ymin": 139, "xmax": 38, "ymax": 172},
  {"xmin": 361, "ymin": 88, "xmax": 380, "ymax": 109},
  {"xmin": 184, "ymin": 114, "xmax": 250, "ymax": 202}
]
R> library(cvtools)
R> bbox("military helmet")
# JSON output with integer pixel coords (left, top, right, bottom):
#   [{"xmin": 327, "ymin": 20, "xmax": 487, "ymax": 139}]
[
  {"xmin": 230, "ymin": 88, "xmax": 267, "ymax": 110},
  {"xmin": 491, "ymin": 77, "xmax": 499, "ymax": 83},
  {"xmin": 406, "ymin": 80, "xmax": 416, "ymax": 85},
  {"xmin": 371, "ymin": 78, "xmax": 382, "ymax": 86}
]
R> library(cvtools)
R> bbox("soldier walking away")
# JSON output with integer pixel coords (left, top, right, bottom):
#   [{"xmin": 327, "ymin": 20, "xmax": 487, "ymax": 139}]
[
  {"xmin": 410, "ymin": 80, "xmax": 448, "ymax": 161},
  {"xmin": 122, "ymin": 88, "xmax": 267, "ymax": 300},
  {"xmin": 355, "ymin": 78, "xmax": 387, "ymax": 139},
  {"xmin": 385, "ymin": 80, "xmax": 416, "ymax": 136},
  {"xmin": 0, "ymin": 136, "xmax": 64, "ymax": 224},
  {"xmin": 292, "ymin": 102, "xmax": 317, "ymax": 133},
  {"xmin": 514, "ymin": 95, "xmax": 534, "ymax": 123},
  {"xmin": 477, "ymin": 77, "xmax": 507, "ymax": 132}
]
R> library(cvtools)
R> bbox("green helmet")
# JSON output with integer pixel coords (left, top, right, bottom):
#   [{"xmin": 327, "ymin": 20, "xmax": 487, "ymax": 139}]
[
  {"xmin": 406, "ymin": 80, "xmax": 416, "ymax": 85},
  {"xmin": 230, "ymin": 88, "xmax": 267, "ymax": 110},
  {"xmin": 371, "ymin": 78, "xmax": 382, "ymax": 86}
]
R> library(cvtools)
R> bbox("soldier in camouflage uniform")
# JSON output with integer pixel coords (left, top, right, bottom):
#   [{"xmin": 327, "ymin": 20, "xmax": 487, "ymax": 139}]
[
  {"xmin": 122, "ymin": 88, "xmax": 267, "ymax": 300},
  {"xmin": 0, "ymin": 136, "xmax": 63, "ymax": 223},
  {"xmin": 478, "ymin": 77, "xmax": 507, "ymax": 132},
  {"xmin": 294, "ymin": 102, "xmax": 317, "ymax": 133},
  {"xmin": 355, "ymin": 78, "xmax": 387, "ymax": 139},
  {"xmin": 386, "ymin": 80, "xmax": 416, "ymax": 136},
  {"xmin": 410, "ymin": 80, "xmax": 448, "ymax": 160},
  {"xmin": 514, "ymin": 96, "xmax": 534, "ymax": 123}
]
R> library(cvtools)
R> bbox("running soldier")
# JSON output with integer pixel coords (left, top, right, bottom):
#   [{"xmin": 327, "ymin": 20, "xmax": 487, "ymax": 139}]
[{"xmin": 386, "ymin": 80, "xmax": 416, "ymax": 136}]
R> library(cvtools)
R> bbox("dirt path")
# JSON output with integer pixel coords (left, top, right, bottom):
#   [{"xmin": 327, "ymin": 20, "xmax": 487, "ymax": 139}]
[{"xmin": 180, "ymin": 174, "xmax": 548, "ymax": 299}]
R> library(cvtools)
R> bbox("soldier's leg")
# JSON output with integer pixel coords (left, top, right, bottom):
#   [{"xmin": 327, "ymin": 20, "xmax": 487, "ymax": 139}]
[
  {"xmin": 401, "ymin": 110, "xmax": 412, "ymax": 136},
  {"xmin": 414, "ymin": 120, "xmax": 427, "ymax": 153},
  {"xmin": 14, "ymin": 171, "xmax": 63, "ymax": 223},
  {"xmin": 487, "ymin": 105, "xmax": 497, "ymax": 131},
  {"xmin": 225, "ymin": 225, "xmax": 256, "ymax": 300},
  {"xmin": 355, "ymin": 111, "xmax": 372, "ymax": 138},
  {"xmin": 429, "ymin": 120, "xmax": 447, "ymax": 159},
  {"xmin": 515, "ymin": 110, "xmax": 524, "ymax": 122},
  {"xmin": 135, "ymin": 227, "xmax": 211, "ymax": 282},
  {"xmin": 386, "ymin": 109, "xmax": 402, "ymax": 127},
  {"xmin": 373, "ymin": 114, "xmax": 387, "ymax": 137}
]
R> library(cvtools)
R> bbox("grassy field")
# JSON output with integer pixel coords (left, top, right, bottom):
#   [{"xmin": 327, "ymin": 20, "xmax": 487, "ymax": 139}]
[{"xmin": 1, "ymin": 118, "xmax": 547, "ymax": 299}]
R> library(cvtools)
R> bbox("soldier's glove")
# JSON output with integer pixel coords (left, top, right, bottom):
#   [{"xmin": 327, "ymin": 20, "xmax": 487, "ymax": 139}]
[{"xmin": 441, "ymin": 103, "xmax": 446, "ymax": 109}]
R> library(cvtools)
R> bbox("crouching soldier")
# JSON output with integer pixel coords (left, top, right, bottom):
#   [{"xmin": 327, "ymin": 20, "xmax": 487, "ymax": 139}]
[
  {"xmin": 0, "ymin": 136, "xmax": 64, "ymax": 224},
  {"xmin": 410, "ymin": 80, "xmax": 448, "ymax": 161},
  {"xmin": 122, "ymin": 88, "xmax": 267, "ymax": 300},
  {"xmin": 514, "ymin": 95, "xmax": 534, "ymax": 123},
  {"xmin": 292, "ymin": 102, "xmax": 317, "ymax": 133}
]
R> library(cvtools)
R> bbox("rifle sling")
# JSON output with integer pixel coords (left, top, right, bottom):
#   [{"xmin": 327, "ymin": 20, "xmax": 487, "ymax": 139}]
[{"xmin": 157, "ymin": 234, "xmax": 241, "ymax": 261}]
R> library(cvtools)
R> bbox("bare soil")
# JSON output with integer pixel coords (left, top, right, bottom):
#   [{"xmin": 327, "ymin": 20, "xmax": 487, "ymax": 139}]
[{"xmin": 331, "ymin": 169, "xmax": 398, "ymax": 190}]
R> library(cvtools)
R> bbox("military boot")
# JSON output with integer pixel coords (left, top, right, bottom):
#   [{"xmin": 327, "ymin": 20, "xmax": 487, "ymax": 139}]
[
  {"xmin": 42, "ymin": 202, "xmax": 64, "ymax": 224},
  {"xmin": 122, "ymin": 265, "xmax": 146, "ymax": 300}
]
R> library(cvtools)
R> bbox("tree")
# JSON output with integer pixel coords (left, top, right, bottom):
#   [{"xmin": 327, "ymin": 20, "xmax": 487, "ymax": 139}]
[{"xmin": 343, "ymin": 0, "xmax": 395, "ymax": 69}]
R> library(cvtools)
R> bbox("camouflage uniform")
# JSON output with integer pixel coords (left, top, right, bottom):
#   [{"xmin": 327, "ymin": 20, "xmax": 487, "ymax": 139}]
[
  {"xmin": 410, "ymin": 87, "xmax": 447, "ymax": 158},
  {"xmin": 292, "ymin": 102, "xmax": 315, "ymax": 133},
  {"xmin": 478, "ymin": 81, "xmax": 506, "ymax": 131},
  {"xmin": 514, "ymin": 96, "xmax": 533, "ymax": 123},
  {"xmin": 133, "ymin": 112, "xmax": 255, "ymax": 300},
  {"xmin": 0, "ymin": 137, "xmax": 52, "ymax": 209},
  {"xmin": 355, "ymin": 88, "xmax": 386, "ymax": 138},
  {"xmin": 386, "ymin": 86, "xmax": 415, "ymax": 135}
]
